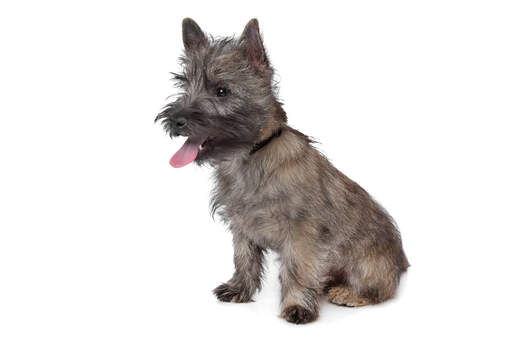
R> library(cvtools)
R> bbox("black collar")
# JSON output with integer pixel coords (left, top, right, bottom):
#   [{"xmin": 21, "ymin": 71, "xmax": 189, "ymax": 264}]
[{"xmin": 250, "ymin": 128, "xmax": 283, "ymax": 155}]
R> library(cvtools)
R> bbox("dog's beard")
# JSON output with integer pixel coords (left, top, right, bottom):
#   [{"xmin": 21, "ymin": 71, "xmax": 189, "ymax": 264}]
[
  {"xmin": 194, "ymin": 138, "xmax": 254, "ymax": 165},
  {"xmin": 159, "ymin": 103, "xmax": 265, "ymax": 168},
  {"xmin": 168, "ymin": 128, "xmax": 259, "ymax": 168}
]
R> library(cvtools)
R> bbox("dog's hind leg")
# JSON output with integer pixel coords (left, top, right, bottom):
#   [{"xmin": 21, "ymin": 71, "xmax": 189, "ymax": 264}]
[
  {"xmin": 327, "ymin": 285, "xmax": 371, "ymax": 307},
  {"xmin": 328, "ymin": 250, "xmax": 405, "ymax": 307}
]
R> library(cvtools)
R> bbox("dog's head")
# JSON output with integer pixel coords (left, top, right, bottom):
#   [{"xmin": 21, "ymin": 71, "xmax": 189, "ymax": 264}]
[{"xmin": 156, "ymin": 18, "xmax": 286, "ymax": 168}]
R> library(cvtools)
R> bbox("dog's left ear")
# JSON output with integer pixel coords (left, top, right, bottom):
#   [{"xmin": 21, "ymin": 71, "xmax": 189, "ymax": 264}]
[
  {"xmin": 182, "ymin": 18, "xmax": 208, "ymax": 52},
  {"xmin": 240, "ymin": 19, "xmax": 269, "ymax": 67}
]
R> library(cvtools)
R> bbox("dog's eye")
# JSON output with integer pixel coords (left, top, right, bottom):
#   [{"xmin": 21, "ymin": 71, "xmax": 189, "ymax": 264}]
[{"xmin": 216, "ymin": 87, "xmax": 228, "ymax": 97}]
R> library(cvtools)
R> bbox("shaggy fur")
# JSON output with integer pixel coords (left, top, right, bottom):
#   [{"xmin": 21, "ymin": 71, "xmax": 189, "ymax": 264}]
[{"xmin": 156, "ymin": 18, "xmax": 409, "ymax": 324}]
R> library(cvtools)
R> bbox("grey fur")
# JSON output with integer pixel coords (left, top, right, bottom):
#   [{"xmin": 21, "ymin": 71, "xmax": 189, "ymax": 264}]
[{"xmin": 157, "ymin": 18, "xmax": 408, "ymax": 324}]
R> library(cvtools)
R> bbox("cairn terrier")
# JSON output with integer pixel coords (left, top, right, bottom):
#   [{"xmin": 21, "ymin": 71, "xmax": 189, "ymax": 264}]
[{"xmin": 156, "ymin": 18, "xmax": 408, "ymax": 324}]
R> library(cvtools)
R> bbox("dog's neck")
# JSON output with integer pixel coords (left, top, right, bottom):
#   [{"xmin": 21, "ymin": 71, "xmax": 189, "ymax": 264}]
[
  {"xmin": 250, "ymin": 127, "xmax": 282, "ymax": 155},
  {"xmin": 256, "ymin": 102, "xmax": 286, "ymax": 140},
  {"xmin": 250, "ymin": 103, "xmax": 286, "ymax": 155}
]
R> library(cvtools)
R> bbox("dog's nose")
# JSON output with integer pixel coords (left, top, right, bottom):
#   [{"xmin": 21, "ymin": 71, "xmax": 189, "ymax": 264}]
[{"xmin": 171, "ymin": 116, "xmax": 187, "ymax": 130}]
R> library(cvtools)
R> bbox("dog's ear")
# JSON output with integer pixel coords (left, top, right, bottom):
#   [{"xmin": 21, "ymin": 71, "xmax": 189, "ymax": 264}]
[
  {"xmin": 240, "ymin": 19, "xmax": 269, "ymax": 67},
  {"xmin": 182, "ymin": 18, "xmax": 207, "ymax": 52}
]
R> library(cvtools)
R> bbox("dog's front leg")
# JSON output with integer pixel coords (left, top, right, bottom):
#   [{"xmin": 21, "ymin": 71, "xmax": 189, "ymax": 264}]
[
  {"xmin": 213, "ymin": 232, "xmax": 265, "ymax": 303},
  {"xmin": 279, "ymin": 239, "xmax": 321, "ymax": 324}
]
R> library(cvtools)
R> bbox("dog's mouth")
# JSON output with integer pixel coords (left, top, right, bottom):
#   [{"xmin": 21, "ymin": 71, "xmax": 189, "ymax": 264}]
[{"xmin": 170, "ymin": 135, "xmax": 216, "ymax": 168}]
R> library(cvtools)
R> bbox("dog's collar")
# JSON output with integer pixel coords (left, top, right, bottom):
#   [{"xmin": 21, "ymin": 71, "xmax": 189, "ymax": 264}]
[{"xmin": 250, "ymin": 128, "xmax": 283, "ymax": 155}]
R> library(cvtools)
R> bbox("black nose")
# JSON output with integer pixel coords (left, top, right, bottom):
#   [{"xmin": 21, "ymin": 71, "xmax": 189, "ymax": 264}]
[{"xmin": 171, "ymin": 116, "xmax": 187, "ymax": 130}]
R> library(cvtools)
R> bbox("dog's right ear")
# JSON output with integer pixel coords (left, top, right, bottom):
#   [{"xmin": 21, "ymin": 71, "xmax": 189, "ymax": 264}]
[{"xmin": 182, "ymin": 18, "xmax": 207, "ymax": 52}]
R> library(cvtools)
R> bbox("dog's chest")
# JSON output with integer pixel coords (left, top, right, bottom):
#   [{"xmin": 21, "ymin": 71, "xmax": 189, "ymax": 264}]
[{"xmin": 214, "ymin": 163, "xmax": 287, "ymax": 250}]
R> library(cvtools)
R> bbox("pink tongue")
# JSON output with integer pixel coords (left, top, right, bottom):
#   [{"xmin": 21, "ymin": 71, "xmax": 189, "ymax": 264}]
[{"xmin": 170, "ymin": 137, "xmax": 203, "ymax": 168}]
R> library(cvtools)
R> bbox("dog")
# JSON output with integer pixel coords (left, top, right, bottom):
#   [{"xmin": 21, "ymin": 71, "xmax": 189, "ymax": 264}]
[{"xmin": 156, "ymin": 18, "xmax": 409, "ymax": 324}]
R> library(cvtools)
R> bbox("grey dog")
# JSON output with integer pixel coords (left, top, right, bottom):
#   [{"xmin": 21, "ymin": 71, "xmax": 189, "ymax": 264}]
[{"xmin": 156, "ymin": 18, "xmax": 408, "ymax": 324}]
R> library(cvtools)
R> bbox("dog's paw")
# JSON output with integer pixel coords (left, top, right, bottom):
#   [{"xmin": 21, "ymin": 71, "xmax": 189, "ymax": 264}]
[
  {"xmin": 281, "ymin": 305, "xmax": 317, "ymax": 324},
  {"xmin": 213, "ymin": 283, "xmax": 253, "ymax": 303}
]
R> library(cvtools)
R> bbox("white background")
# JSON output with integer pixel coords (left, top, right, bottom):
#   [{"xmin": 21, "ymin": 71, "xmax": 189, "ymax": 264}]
[{"xmin": 1, "ymin": 0, "xmax": 511, "ymax": 340}]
